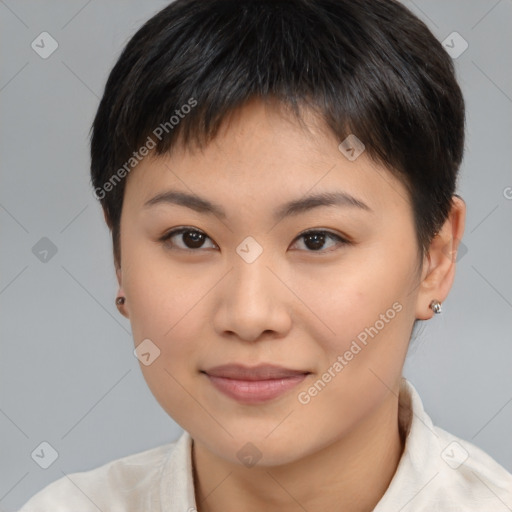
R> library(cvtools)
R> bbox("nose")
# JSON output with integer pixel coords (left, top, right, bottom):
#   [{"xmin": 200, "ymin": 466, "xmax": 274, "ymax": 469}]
[{"xmin": 212, "ymin": 254, "xmax": 292, "ymax": 343}]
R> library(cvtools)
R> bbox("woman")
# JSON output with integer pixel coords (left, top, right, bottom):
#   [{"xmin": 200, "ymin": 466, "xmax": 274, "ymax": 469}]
[{"xmin": 19, "ymin": 0, "xmax": 512, "ymax": 510}]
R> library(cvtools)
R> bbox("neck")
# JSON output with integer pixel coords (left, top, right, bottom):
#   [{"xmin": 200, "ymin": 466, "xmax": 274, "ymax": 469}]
[{"xmin": 192, "ymin": 390, "xmax": 405, "ymax": 512}]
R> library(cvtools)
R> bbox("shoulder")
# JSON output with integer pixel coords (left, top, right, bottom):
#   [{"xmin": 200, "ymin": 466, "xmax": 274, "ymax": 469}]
[
  {"xmin": 378, "ymin": 379, "xmax": 512, "ymax": 512},
  {"xmin": 17, "ymin": 440, "xmax": 179, "ymax": 512},
  {"xmin": 432, "ymin": 425, "xmax": 512, "ymax": 509}
]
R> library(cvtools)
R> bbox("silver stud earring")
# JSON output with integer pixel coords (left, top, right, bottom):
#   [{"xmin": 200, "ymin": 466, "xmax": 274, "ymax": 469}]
[
  {"xmin": 429, "ymin": 299, "xmax": 442, "ymax": 314},
  {"xmin": 115, "ymin": 296, "xmax": 126, "ymax": 307}
]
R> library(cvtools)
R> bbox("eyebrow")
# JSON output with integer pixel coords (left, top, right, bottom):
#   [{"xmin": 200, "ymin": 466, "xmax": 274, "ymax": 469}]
[{"xmin": 143, "ymin": 189, "xmax": 373, "ymax": 220}]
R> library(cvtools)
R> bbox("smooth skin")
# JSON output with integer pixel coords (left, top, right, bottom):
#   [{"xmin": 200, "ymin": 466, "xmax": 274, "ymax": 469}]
[{"xmin": 113, "ymin": 98, "xmax": 466, "ymax": 512}]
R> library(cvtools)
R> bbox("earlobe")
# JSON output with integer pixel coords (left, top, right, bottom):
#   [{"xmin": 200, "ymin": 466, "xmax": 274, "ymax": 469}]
[
  {"xmin": 115, "ymin": 294, "xmax": 129, "ymax": 318},
  {"xmin": 114, "ymin": 268, "xmax": 129, "ymax": 318},
  {"xmin": 415, "ymin": 195, "xmax": 466, "ymax": 320}
]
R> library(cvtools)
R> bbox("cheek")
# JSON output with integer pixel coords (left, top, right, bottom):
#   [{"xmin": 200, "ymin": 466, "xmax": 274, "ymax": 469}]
[
  {"xmin": 121, "ymin": 245, "xmax": 212, "ymax": 401},
  {"xmin": 292, "ymin": 277, "xmax": 409, "ymax": 445},
  {"xmin": 124, "ymin": 260, "xmax": 208, "ymax": 427},
  {"xmin": 123, "ymin": 239, "xmax": 197, "ymax": 336},
  {"xmin": 128, "ymin": 278, "xmax": 205, "ymax": 363},
  {"xmin": 292, "ymin": 248, "xmax": 414, "ymax": 409},
  {"xmin": 296, "ymin": 253, "xmax": 408, "ymax": 347}
]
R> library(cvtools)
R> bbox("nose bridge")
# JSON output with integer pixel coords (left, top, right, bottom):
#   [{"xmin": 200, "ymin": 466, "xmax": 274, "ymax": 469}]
[
  {"xmin": 230, "ymin": 240, "xmax": 278, "ymax": 310},
  {"xmin": 214, "ymin": 238, "xmax": 291, "ymax": 340}
]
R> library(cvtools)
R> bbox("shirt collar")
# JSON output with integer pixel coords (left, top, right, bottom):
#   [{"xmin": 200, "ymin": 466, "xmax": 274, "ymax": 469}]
[
  {"xmin": 374, "ymin": 377, "xmax": 441, "ymax": 511},
  {"xmin": 159, "ymin": 426, "xmax": 195, "ymax": 510}
]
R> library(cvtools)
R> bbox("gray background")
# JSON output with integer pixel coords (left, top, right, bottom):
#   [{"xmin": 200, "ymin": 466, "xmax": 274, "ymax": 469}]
[{"xmin": 1, "ymin": 1, "xmax": 511, "ymax": 510}]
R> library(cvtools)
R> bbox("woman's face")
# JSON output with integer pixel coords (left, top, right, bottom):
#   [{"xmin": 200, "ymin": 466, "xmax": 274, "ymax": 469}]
[{"xmin": 117, "ymin": 99, "xmax": 430, "ymax": 466}]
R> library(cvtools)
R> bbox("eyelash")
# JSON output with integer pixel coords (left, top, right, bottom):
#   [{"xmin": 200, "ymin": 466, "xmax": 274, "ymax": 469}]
[{"xmin": 159, "ymin": 227, "xmax": 350, "ymax": 254}]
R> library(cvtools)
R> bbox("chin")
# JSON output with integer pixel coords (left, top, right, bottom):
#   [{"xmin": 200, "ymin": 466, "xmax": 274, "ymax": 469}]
[{"xmin": 195, "ymin": 428, "xmax": 315, "ymax": 469}]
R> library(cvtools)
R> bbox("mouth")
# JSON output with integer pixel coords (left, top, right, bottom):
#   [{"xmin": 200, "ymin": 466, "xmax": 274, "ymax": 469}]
[{"xmin": 201, "ymin": 364, "xmax": 311, "ymax": 404}]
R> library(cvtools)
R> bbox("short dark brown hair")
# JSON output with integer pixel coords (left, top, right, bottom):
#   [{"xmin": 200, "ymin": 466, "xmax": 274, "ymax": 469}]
[{"xmin": 90, "ymin": 0, "xmax": 465, "ymax": 272}]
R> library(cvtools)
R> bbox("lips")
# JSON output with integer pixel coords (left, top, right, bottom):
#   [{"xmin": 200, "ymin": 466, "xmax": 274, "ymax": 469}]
[
  {"xmin": 203, "ymin": 363, "xmax": 310, "ymax": 380},
  {"xmin": 202, "ymin": 364, "xmax": 310, "ymax": 404}
]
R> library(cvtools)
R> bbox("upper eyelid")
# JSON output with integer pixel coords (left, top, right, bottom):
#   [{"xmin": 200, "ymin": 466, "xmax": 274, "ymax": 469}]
[
  {"xmin": 161, "ymin": 227, "xmax": 348, "ymax": 247},
  {"xmin": 161, "ymin": 226, "xmax": 344, "ymax": 238}
]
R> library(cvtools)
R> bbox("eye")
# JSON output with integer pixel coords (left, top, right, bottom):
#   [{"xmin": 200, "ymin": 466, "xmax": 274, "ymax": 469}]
[
  {"xmin": 291, "ymin": 230, "xmax": 349, "ymax": 253},
  {"xmin": 159, "ymin": 227, "xmax": 350, "ymax": 253},
  {"xmin": 159, "ymin": 227, "xmax": 217, "ymax": 251}
]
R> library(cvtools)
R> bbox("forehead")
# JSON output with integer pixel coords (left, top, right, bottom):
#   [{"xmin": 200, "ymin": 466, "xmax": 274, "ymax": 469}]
[{"xmin": 123, "ymin": 99, "xmax": 410, "ymax": 216}]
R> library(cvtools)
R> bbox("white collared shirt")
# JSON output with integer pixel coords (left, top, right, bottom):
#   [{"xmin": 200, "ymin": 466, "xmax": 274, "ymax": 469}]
[{"xmin": 18, "ymin": 379, "xmax": 512, "ymax": 511}]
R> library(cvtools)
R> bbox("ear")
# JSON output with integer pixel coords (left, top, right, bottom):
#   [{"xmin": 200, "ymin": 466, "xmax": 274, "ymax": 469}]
[
  {"xmin": 115, "ymin": 267, "xmax": 129, "ymax": 319},
  {"xmin": 415, "ymin": 195, "xmax": 466, "ymax": 320}
]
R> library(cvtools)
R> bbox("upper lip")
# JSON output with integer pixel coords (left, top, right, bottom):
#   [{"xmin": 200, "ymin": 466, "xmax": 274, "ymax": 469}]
[{"xmin": 203, "ymin": 364, "xmax": 310, "ymax": 381}]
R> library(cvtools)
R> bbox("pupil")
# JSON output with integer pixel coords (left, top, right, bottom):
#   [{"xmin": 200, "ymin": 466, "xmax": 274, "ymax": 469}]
[
  {"xmin": 305, "ymin": 233, "xmax": 325, "ymax": 251},
  {"xmin": 184, "ymin": 231, "xmax": 204, "ymax": 248}
]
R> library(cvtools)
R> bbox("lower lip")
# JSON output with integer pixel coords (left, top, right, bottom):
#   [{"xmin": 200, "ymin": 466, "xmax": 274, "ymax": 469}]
[{"xmin": 205, "ymin": 373, "xmax": 308, "ymax": 404}]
